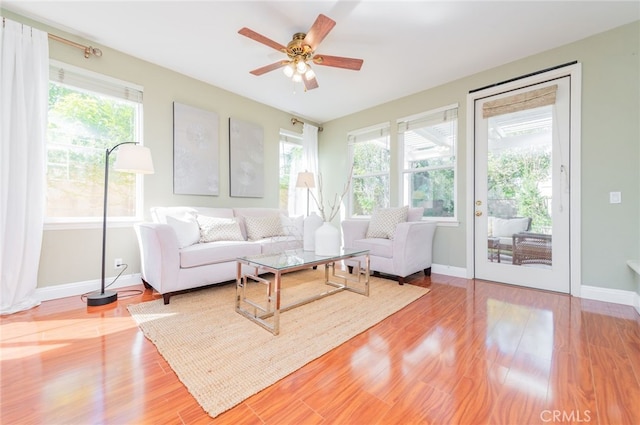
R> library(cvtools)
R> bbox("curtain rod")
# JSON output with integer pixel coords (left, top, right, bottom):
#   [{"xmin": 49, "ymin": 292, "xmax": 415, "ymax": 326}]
[
  {"xmin": 48, "ymin": 33, "xmax": 103, "ymax": 59},
  {"xmin": 2, "ymin": 17, "xmax": 102, "ymax": 59},
  {"xmin": 291, "ymin": 117, "xmax": 323, "ymax": 132}
]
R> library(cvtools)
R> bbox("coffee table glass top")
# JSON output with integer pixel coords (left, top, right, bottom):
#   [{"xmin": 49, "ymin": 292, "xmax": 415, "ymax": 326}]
[{"xmin": 238, "ymin": 248, "xmax": 369, "ymax": 271}]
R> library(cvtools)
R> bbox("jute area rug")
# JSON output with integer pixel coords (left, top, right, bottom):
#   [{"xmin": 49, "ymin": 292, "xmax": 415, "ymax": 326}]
[{"xmin": 127, "ymin": 268, "xmax": 430, "ymax": 418}]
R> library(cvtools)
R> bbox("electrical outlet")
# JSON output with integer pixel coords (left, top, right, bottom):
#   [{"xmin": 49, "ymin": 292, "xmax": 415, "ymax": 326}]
[
  {"xmin": 610, "ymin": 191, "xmax": 622, "ymax": 204},
  {"xmin": 114, "ymin": 258, "xmax": 123, "ymax": 269}
]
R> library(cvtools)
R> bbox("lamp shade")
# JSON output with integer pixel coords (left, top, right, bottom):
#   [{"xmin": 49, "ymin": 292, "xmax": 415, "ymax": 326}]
[
  {"xmin": 113, "ymin": 144, "xmax": 154, "ymax": 174},
  {"xmin": 296, "ymin": 171, "xmax": 315, "ymax": 189}
]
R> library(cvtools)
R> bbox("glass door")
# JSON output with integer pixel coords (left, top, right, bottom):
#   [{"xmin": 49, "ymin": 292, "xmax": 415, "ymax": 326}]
[{"xmin": 474, "ymin": 77, "xmax": 570, "ymax": 293}]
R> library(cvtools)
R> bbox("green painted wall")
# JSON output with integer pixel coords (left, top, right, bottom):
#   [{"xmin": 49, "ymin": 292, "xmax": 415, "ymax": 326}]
[{"xmin": 4, "ymin": 9, "xmax": 638, "ymax": 294}]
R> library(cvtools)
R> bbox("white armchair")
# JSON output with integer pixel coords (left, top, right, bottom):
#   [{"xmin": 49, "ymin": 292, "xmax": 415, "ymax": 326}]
[{"xmin": 341, "ymin": 207, "xmax": 437, "ymax": 284}]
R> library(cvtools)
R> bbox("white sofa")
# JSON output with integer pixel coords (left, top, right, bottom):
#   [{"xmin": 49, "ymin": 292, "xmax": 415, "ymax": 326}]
[
  {"xmin": 342, "ymin": 207, "xmax": 437, "ymax": 284},
  {"xmin": 134, "ymin": 206, "xmax": 304, "ymax": 304}
]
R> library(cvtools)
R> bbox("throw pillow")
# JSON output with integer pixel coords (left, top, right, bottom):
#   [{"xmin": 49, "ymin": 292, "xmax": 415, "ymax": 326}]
[
  {"xmin": 366, "ymin": 206, "xmax": 409, "ymax": 239},
  {"xmin": 196, "ymin": 215, "xmax": 245, "ymax": 243},
  {"xmin": 166, "ymin": 213, "xmax": 200, "ymax": 248},
  {"xmin": 492, "ymin": 217, "xmax": 530, "ymax": 237},
  {"xmin": 280, "ymin": 214, "xmax": 304, "ymax": 239},
  {"xmin": 244, "ymin": 215, "xmax": 285, "ymax": 241}
]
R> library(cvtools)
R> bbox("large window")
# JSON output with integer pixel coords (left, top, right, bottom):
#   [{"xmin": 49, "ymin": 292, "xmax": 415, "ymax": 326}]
[
  {"xmin": 348, "ymin": 123, "xmax": 391, "ymax": 217},
  {"xmin": 398, "ymin": 104, "xmax": 458, "ymax": 219},
  {"xmin": 46, "ymin": 62, "xmax": 144, "ymax": 222},
  {"xmin": 279, "ymin": 130, "xmax": 303, "ymax": 214}
]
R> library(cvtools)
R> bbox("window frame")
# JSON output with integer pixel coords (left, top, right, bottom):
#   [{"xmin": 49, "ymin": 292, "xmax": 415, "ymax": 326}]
[
  {"xmin": 44, "ymin": 61, "xmax": 145, "ymax": 230},
  {"xmin": 347, "ymin": 122, "xmax": 391, "ymax": 218},
  {"xmin": 397, "ymin": 103, "xmax": 459, "ymax": 222}
]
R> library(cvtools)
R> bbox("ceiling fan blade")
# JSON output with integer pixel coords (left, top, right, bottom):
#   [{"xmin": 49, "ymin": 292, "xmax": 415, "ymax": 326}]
[
  {"xmin": 250, "ymin": 61, "xmax": 288, "ymax": 76},
  {"xmin": 313, "ymin": 54, "xmax": 363, "ymax": 70},
  {"xmin": 303, "ymin": 74, "xmax": 319, "ymax": 91},
  {"xmin": 238, "ymin": 27, "xmax": 286, "ymax": 52},
  {"xmin": 303, "ymin": 14, "xmax": 336, "ymax": 51}
]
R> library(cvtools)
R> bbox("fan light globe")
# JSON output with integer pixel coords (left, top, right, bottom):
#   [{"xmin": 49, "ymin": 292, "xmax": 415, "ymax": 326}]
[
  {"xmin": 283, "ymin": 64, "xmax": 294, "ymax": 77},
  {"xmin": 305, "ymin": 69, "xmax": 316, "ymax": 80},
  {"xmin": 292, "ymin": 73, "xmax": 303, "ymax": 82},
  {"xmin": 296, "ymin": 60, "xmax": 307, "ymax": 73}
]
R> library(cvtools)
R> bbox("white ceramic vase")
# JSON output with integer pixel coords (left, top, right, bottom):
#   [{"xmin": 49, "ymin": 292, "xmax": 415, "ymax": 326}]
[
  {"xmin": 303, "ymin": 212, "xmax": 323, "ymax": 251},
  {"xmin": 314, "ymin": 222, "xmax": 341, "ymax": 256}
]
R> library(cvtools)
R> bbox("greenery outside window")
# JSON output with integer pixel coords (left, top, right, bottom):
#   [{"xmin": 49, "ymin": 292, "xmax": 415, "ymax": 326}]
[
  {"xmin": 46, "ymin": 61, "xmax": 144, "ymax": 224},
  {"xmin": 348, "ymin": 123, "xmax": 391, "ymax": 217},
  {"xmin": 398, "ymin": 104, "xmax": 458, "ymax": 219}
]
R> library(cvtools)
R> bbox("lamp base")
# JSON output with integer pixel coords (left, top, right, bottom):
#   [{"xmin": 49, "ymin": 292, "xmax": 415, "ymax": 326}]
[{"xmin": 86, "ymin": 290, "xmax": 118, "ymax": 306}]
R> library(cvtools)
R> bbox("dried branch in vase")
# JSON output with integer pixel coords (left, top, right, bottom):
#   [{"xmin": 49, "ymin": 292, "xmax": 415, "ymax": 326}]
[{"xmin": 307, "ymin": 165, "xmax": 353, "ymax": 222}]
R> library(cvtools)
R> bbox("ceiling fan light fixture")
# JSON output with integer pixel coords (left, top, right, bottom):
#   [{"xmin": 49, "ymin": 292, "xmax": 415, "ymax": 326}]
[{"xmin": 292, "ymin": 72, "xmax": 303, "ymax": 83}]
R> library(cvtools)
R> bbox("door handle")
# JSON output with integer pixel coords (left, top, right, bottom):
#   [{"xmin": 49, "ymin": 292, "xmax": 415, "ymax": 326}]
[{"xmin": 475, "ymin": 211, "xmax": 482, "ymax": 216}]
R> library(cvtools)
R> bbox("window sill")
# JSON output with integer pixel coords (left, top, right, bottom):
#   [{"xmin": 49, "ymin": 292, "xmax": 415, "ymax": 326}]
[{"xmin": 44, "ymin": 218, "xmax": 142, "ymax": 231}]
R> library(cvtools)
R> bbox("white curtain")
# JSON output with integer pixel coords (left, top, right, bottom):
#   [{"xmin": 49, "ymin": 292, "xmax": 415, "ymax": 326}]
[
  {"xmin": 300, "ymin": 123, "xmax": 319, "ymax": 215},
  {"xmin": 286, "ymin": 123, "xmax": 319, "ymax": 216},
  {"xmin": 0, "ymin": 18, "xmax": 49, "ymax": 314}
]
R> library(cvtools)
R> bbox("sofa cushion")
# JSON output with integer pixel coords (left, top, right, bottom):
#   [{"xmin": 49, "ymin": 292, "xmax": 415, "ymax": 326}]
[
  {"xmin": 492, "ymin": 217, "xmax": 530, "ymax": 237},
  {"xmin": 281, "ymin": 214, "xmax": 304, "ymax": 239},
  {"xmin": 197, "ymin": 216, "xmax": 245, "ymax": 242},
  {"xmin": 366, "ymin": 206, "xmax": 409, "ymax": 239},
  {"xmin": 251, "ymin": 235, "xmax": 303, "ymax": 254},
  {"xmin": 244, "ymin": 215, "xmax": 285, "ymax": 241},
  {"xmin": 180, "ymin": 241, "xmax": 260, "ymax": 268},
  {"xmin": 151, "ymin": 206, "xmax": 198, "ymax": 224},
  {"xmin": 166, "ymin": 214, "xmax": 200, "ymax": 248},
  {"xmin": 353, "ymin": 238, "xmax": 394, "ymax": 259}
]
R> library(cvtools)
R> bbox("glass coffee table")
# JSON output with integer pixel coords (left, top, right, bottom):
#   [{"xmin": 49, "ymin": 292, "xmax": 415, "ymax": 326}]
[{"xmin": 236, "ymin": 248, "xmax": 370, "ymax": 335}]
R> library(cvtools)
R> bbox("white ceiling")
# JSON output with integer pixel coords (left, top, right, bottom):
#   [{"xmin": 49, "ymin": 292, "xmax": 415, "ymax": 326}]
[{"xmin": 3, "ymin": 1, "xmax": 639, "ymax": 123}]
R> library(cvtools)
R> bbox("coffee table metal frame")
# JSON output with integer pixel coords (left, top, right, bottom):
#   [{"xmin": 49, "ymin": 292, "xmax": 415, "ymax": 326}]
[{"xmin": 235, "ymin": 248, "xmax": 370, "ymax": 335}]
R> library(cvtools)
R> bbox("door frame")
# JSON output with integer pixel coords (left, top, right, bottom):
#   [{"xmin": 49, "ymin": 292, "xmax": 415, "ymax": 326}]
[{"xmin": 465, "ymin": 63, "xmax": 582, "ymax": 296}]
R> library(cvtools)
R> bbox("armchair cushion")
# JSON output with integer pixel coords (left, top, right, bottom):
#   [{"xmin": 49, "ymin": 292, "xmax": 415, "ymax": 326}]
[
  {"xmin": 366, "ymin": 206, "xmax": 409, "ymax": 239},
  {"xmin": 491, "ymin": 217, "xmax": 531, "ymax": 238}
]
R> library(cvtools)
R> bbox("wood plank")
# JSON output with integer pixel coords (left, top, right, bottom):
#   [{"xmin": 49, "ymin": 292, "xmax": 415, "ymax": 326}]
[{"xmin": 1, "ymin": 276, "xmax": 638, "ymax": 424}]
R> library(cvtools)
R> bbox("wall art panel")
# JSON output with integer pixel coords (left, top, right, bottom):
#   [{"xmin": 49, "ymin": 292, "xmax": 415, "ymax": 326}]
[
  {"xmin": 229, "ymin": 117, "xmax": 264, "ymax": 198},
  {"xmin": 173, "ymin": 102, "xmax": 219, "ymax": 195}
]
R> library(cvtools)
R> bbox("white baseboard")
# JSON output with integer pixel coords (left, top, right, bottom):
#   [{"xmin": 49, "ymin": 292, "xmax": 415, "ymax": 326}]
[
  {"xmin": 431, "ymin": 265, "xmax": 640, "ymax": 316},
  {"xmin": 432, "ymin": 263, "xmax": 467, "ymax": 278},
  {"xmin": 35, "ymin": 273, "xmax": 143, "ymax": 302},
  {"xmin": 580, "ymin": 285, "xmax": 640, "ymax": 315}
]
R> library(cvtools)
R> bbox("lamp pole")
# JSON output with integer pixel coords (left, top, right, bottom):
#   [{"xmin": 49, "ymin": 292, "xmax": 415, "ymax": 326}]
[{"xmin": 87, "ymin": 142, "xmax": 137, "ymax": 307}]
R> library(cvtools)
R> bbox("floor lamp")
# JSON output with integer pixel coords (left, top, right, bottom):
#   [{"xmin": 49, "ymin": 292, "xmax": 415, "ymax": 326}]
[
  {"xmin": 86, "ymin": 142, "xmax": 154, "ymax": 307},
  {"xmin": 296, "ymin": 171, "xmax": 315, "ymax": 216}
]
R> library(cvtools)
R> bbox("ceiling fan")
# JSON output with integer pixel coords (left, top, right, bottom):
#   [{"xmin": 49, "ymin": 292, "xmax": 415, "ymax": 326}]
[{"xmin": 238, "ymin": 14, "xmax": 364, "ymax": 91}]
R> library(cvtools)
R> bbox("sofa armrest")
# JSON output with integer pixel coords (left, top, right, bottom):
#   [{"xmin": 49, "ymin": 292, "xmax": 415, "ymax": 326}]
[
  {"xmin": 392, "ymin": 221, "xmax": 437, "ymax": 275},
  {"xmin": 134, "ymin": 222, "xmax": 181, "ymax": 293},
  {"xmin": 341, "ymin": 219, "xmax": 369, "ymax": 249}
]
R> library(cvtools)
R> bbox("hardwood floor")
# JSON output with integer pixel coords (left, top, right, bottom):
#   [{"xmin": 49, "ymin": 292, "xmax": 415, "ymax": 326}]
[{"xmin": 1, "ymin": 273, "xmax": 639, "ymax": 424}]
